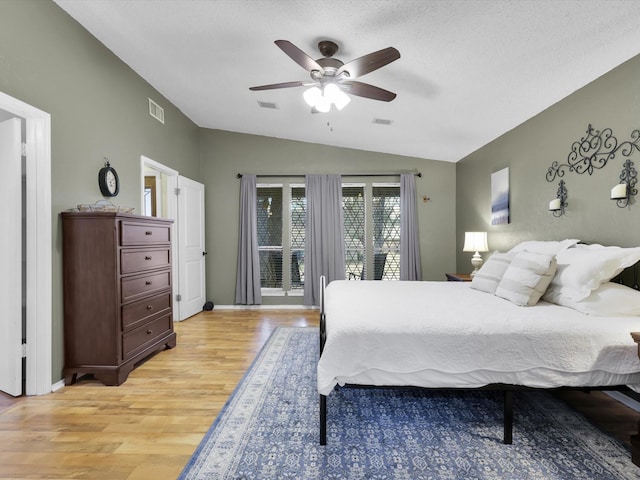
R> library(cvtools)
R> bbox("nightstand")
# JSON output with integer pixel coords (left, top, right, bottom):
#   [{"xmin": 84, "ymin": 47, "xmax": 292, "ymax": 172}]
[{"xmin": 445, "ymin": 273, "xmax": 472, "ymax": 282}]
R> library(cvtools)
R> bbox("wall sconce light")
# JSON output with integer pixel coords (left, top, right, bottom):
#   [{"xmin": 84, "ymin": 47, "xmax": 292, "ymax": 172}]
[
  {"xmin": 611, "ymin": 159, "xmax": 637, "ymax": 208},
  {"xmin": 462, "ymin": 231, "xmax": 489, "ymax": 277},
  {"xmin": 549, "ymin": 180, "xmax": 568, "ymax": 217}
]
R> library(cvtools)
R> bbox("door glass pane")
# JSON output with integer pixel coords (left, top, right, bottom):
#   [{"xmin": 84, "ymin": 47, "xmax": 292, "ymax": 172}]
[
  {"xmin": 257, "ymin": 186, "xmax": 283, "ymax": 288},
  {"xmin": 372, "ymin": 185, "xmax": 400, "ymax": 280},
  {"xmin": 290, "ymin": 186, "xmax": 305, "ymax": 289},
  {"xmin": 343, "ymin": 186, "xmax": 365, "ymax": 280}
]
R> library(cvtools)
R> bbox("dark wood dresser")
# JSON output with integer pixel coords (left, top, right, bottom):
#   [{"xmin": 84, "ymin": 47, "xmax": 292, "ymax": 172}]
[{"xmin": 61, "ymin": 212, "xmax": 176, "ymax": 386}]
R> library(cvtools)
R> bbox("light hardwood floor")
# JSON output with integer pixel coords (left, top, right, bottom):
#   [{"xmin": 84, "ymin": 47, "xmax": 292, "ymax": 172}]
[
  {"xmin": 0, "ymin": 309, "xmax": 317, "ymax": 480},
  {"xmin": 0, "ymin": 309, "xmax": 638, "ymax": 479}
]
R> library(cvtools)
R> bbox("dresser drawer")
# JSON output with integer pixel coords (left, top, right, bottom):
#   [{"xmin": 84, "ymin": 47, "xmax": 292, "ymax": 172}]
[
  {"xmin": 121, "ymin": 271, "xmax": 171, "ymax": 303},
  {"xmin": 121, "ymin": 248, "xmax": 171, "ymax": 274},
  {"xmin": 121, "ymin": 221, "xmax": 171, "ymax": 246},
  {"xmin": 122, "ymin": 292, "xmax": 172, "ymax": 331},
  {"xmin": 122, "ymin": 314, "xmax": 172, "ymax": 360}
]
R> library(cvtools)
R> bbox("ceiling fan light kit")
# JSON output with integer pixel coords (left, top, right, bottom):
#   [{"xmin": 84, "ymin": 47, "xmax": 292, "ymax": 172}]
[
  {"xmin": 304, "ymin": 83, "xmax": 351, "ymax": 112},
  {"xmin": 250, "ymin": 39, "xmax": 400, "ymax": 113}
]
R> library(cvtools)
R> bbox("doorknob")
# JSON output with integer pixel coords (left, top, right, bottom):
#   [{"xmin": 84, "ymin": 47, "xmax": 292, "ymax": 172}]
[{"xmin": 202, "ymin": 251, "xmax": 208, "ymax": 256}]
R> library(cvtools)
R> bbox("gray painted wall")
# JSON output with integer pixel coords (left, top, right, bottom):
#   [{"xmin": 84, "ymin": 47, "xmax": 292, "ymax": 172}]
[
  {"xmin": 456, "ymin": 54, "xmax": 640, "ymax": 272},
  {"xmin": 0, "ymin": 1, "xmax": 201, "ymax": 382},
  {"xmin": 200, "ymin": 129, "xmax": 457, "ymax": 305}
]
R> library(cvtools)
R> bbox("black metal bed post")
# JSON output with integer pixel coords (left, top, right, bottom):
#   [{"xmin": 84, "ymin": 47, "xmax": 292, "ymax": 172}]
[
  {"xmin": 319, "ymin": 276, "xmax": 327, "ymax": 445},
  {"xmin": 320, "ymin": 395, "xmax": 327, "ymax": 445},
  {"xmin": 503, "ymin": 390, "xmax": 514, "ymax": 444}
]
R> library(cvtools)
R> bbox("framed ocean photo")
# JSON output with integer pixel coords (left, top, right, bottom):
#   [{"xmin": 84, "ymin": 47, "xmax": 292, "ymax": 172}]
[{"xmin": 491, "ymin": 167, "xmax": 510, "ymax": 225}]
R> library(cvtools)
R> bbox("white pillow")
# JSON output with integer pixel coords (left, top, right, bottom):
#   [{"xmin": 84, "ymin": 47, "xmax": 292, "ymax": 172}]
[
  {"xmin": 543, "ymin": 244, "xmax": 640, "ymax": 302},
  {"xmin": 549, "ymin": 282, "xmax": 640, "ymax": 316},
  {"xmin": 495, "ymin": 252, "xmax": 557, "ymax": 306},
  {"xmin": 508, "ymin": 239, "xmax": 579, "ymax": 255},
  {"xmin": 470, "ymin": 251, "xmax": 515, "ymax": 294}
]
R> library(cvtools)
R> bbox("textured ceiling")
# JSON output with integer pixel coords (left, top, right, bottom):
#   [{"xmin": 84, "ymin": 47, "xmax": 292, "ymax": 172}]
[{"xmin": 53, "ymin": 0, "xmax": 640, "ymax": 162}]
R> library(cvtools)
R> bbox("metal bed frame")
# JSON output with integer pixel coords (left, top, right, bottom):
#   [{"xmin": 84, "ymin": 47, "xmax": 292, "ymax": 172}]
[{"xmin": 318, "ymin": 264, "xmax": 640, "ymax": 466}]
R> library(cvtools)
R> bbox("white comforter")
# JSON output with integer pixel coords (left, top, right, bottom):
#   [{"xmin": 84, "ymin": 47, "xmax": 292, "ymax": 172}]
[{"xmin": 317, "ymin": 280, "xmax": 640, "ymax": 395}]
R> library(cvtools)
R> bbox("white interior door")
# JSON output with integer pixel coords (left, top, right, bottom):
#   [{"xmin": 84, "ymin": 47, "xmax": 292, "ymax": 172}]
[
  {"xmin": 0, "ymin": 117, "xmax": 23, "ymax": 396},
  {"xmin": 177, "ymin": 175, "xmax": 206, "ymax": 320}
]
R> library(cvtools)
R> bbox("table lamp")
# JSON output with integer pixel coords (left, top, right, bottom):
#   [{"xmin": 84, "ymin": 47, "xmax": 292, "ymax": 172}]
[{"xmin": 463, "ymin": 232, "xmax": 489, "ymax": 277}]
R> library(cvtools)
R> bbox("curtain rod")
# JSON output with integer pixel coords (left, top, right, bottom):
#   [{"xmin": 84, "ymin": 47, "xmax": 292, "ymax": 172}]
[{"xmin": 237, "ymin": 172, "xmax": 421, "ymax": 179}]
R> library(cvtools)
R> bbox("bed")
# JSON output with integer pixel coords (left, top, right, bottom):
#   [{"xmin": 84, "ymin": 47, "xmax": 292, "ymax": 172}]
[{"xmin": 317, "ymin": 241, "xmax": 640, "ymax": 462}]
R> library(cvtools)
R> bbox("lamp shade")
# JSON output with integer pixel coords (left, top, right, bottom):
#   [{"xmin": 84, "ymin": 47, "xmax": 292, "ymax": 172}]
[
  {"xmin": 303, "ymin": 86, "xmax": 322, "ymax": 107},
  {"xmin": 314, "ymin": 95, "xmax": 331, "ymax": 113},
  {"xmin": 324, "ymin": 83, "xmax": 351, "ymax": 110},
  {"xmin": 463, "ymin": 232, "xmax": 488, "ymax": 253}
]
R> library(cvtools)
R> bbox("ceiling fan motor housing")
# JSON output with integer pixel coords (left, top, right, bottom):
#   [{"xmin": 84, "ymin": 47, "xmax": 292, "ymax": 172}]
[
  {"xmin": 312, "ymin": 58, "xmax": 345, "ymax": 80},
  {"xmin": 318, "ymin": 40, "xmax": 339, "ymax": 57}
]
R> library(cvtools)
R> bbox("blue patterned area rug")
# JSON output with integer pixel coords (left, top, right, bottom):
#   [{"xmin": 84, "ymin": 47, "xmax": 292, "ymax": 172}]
[{"xmin": 179, "ymin": 327, "xmax": 638, "ymax": 479}]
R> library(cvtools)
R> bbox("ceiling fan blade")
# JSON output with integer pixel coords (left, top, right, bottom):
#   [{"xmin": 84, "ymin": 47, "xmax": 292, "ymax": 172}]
[
  {"xmin": 249, "ymin": 81, "xmax": 306, "ymax": 91},
  {"xmin": 343, "ymin": 81, "xmax": 397, "ymax": 102},
  {"xmin": 337, "ymin": 47, "xmax": 400, "ymax": 78},
  {"xmin": 275, "ymin": 40, "xmax": 325, "ymax": 74}
]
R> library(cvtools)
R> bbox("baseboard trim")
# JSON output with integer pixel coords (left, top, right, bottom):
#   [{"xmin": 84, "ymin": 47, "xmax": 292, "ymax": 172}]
[
  {"xmin": 51, "ymin": 379, "xmax": 65, "ymax": 393},
  {"xmin": 213, "ymin": 305, "xmax": 318, "ymax": 310},
  {"xmin": 605, "ymin": 391, "xmax": 640, "ymax": 412}
]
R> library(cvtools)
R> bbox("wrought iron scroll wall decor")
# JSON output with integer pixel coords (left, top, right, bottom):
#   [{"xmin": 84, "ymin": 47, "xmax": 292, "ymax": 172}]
[
  {"xmin": 545, "ymin": 125, "xmax": 640, "ymax": 210},
  {"xmin": 546, "ymin": 124, "xmax": 640, "ymax": 182}
]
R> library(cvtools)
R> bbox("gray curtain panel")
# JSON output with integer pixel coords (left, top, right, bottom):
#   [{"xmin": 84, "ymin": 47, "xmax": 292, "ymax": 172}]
[
  {"xmin": 400, "ymin": 173, "xmax": 422, "ymax": 281},
  {"xmin": 304, "ymin": 174, "xmax": 346, "ymax": 306},
  {"xmin": 235, "ymin": 174, "xmax": 262, "ymax": 305}
]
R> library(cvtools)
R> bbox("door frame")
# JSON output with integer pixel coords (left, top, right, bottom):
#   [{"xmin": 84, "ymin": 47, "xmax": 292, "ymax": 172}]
[
  {"xmin": 0, "ymin": 91, "xmax": 52, "ymax": 396},
  {"xmin": 140, "ymin": 155, "xmax": 181, "ymax": 321}
]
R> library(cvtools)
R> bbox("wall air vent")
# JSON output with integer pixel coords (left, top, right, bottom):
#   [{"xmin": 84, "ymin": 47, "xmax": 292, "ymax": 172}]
[
  {"xmin": 372, "ymin": 118, "xmax": 393, "ymax": 125},
  {"xmin": 148, "ymin": 98, "xmax": 165, "ymax": 124},
  {"xmin": 257, "ymin": 100, "xmax": 279, "ymax": 109}
]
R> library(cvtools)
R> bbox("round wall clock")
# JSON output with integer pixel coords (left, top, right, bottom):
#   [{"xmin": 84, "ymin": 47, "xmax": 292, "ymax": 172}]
[{"xmin": 98, "ymin": 161, "xmax": 120, "ymax": 197}]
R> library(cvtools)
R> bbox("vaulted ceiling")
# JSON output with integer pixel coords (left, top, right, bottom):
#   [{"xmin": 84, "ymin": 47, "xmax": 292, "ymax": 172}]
[{"xmin": 54, "ymin": 0, "xmax": 640, "ymax": 162}]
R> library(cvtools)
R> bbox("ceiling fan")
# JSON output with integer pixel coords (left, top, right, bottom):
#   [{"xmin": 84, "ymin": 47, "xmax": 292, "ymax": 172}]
[{"xmin": 249, "ymin": 40, "xmax": 400, "ymax": 112}]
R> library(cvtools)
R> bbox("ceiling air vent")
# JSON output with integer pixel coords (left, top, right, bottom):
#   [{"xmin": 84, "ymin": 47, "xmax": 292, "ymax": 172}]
[
  {"xmin": 372, "ymin": 118, "xmax": 393, "ymax": 125},
  {"xmin": 257, "ymin": 100, "xmax": 279, "ymax": 109},
  {"xmin": 148, "ymin": 98, "xmax": 165, "ymax": 124}
]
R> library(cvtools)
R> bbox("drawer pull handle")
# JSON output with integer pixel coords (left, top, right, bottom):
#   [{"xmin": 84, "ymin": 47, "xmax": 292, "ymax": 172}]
[
  {"xmin": 145, "ymin": 281, "xmax": 152, "ymax": 285},
  {"xmin": 145, "ymin": 231, "xmax": 153, "ymax": 236},
  {"xmin": 146, "ymin": 305, "xmax": 153, "ymax": 310},
  {"xmin": 147, "ymin": 329, "xmax": 153, "ymax": 335},
  {"xmin": 145, "ymin": 256, "xmax": 152, "ymax": 260}
]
